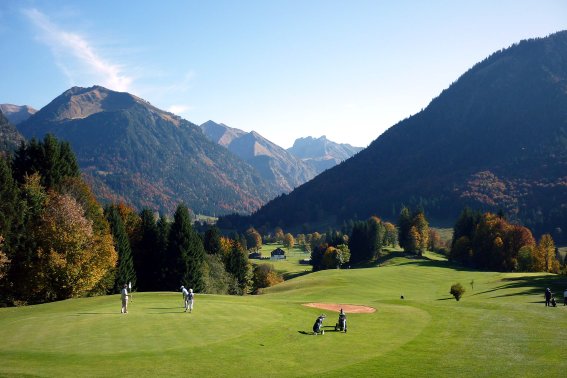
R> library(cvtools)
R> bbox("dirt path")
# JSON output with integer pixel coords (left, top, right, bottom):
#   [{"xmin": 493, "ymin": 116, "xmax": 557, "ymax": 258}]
[{"xmin": 302, "ymin": 303, "xmax": 376, "ymax": 313}]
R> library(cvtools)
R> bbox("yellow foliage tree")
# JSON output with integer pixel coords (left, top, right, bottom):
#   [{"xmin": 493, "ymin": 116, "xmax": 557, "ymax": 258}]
[
  {"xmin": 35, "ymin": 192, "xmax": 117, "ymax": 300},
  {"xmin": 0, "ymin": 235, "xmax": 10, "ymax": 281}
]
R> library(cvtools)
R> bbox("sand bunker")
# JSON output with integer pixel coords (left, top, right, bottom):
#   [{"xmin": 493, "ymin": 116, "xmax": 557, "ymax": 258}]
[{"xmin": 303, "ymin": 303, "xmax": 376, "ymax": 313}]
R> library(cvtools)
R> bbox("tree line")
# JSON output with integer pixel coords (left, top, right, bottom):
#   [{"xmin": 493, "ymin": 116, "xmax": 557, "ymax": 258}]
[{"xmin": 0, "ymin": 135, "xmax": 267, "ymax": 306}]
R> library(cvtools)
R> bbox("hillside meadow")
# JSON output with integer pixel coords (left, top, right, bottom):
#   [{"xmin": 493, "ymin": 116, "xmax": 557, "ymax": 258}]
[{"xmin": 1, "ymin": 252, "xmax": 566, "ymax": 377}]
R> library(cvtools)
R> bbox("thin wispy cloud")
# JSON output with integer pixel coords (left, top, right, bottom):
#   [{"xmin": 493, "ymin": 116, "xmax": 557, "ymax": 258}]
[
  {"xmin": 167, "ymin": 104, "xmax": 193, "ymax": 116},
  {"xmin": 23, "ymin": 8, "xmax": 133, "ymax": 92}
]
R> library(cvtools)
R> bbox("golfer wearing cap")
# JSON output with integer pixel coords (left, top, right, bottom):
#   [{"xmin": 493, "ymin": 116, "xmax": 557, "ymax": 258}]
[{"xmin": 181, "ymin": 286, "xmax": 189, "ymax": 312}]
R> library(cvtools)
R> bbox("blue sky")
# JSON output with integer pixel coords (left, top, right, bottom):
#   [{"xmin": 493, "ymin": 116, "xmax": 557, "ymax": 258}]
[{"xmin": 1, "ymin": 1, "xmax": 566, "ymax": 148}]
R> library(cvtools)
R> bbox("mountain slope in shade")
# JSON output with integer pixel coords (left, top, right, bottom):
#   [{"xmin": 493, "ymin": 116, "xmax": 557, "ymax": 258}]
[
  {"xmin": 200, "ymin": 120, "xmax": 317, "ymax": 192},
  {"xmin": 0, "ymin": 104, "xmax": 37, "ymax": 125},
  {"xmin": 229, "ymin": 31, "xmax": 567, "ymax": 240},
  {"xmin": 0, "ymin": 110, "xmax": 25, "ymax": 154},
  {"xmin": 287, "ymin": 136, "xmax": 363, "ymax": 173},
  {"xmin": 17, "ymin": 86, "xmax": 280, "ymax": 215}
]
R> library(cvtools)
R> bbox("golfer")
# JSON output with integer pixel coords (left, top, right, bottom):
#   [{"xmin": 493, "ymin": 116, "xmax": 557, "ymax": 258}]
[
  {"xmin": 545, "ymin": 288, "xmax": 552, "ymax": 307},
  {"xmin": 181, "ymin": 286, "xmax": 189, "ymax": 312},
  {"xmin": 121, "ymin": 284, "xmax": 130, "ymax": 314},
  {"xmin": 187, "ymin": 288, "xmax": 194, "ymax": 313},
  {"xmin": 564, "ymin": 288, "xmax": 567, "ymax": 306}
]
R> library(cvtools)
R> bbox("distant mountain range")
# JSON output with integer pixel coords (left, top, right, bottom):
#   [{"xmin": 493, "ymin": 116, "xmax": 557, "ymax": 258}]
[
  {"xmin": 200, "ymin": 120, "xmax": 317, "ymax": 192},
  {"xmin": 0, "ymin": 104, "xmax": 37, "ymax": 125},
  {"xmin": 16, "ymin": 86, "xmax": 280, "ymax": 215},
  {"xmin": 225, "ymin": 31, "xmax": 567, "ymax": 241},
  {"xmin": 287, "ymin": 136, "xmax": 363, "ymax": 173}
]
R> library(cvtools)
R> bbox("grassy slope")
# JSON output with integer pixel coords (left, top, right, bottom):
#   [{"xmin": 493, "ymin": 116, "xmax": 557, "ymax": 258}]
[{"xmin": 1, "ymin": 253, "xmax": 566, "ymax": 377}]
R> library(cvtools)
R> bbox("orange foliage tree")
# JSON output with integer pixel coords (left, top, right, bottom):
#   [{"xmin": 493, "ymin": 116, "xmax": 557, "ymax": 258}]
[{"xmin": 35, "ymin": 192, "xmax": 117, "ymax": 301}]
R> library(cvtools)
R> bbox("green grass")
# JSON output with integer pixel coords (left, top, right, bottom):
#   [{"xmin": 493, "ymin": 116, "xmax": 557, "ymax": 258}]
[
  {"xmin": 1, "ymin": 253, "xmax": 566, "ymax": 377},
  {"xmin": 252, "ymin": 243, "xmax": 312, "ymax": 278}
]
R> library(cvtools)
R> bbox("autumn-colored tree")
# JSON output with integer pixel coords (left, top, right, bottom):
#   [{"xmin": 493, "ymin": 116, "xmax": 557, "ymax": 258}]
[
  {"xmin": 321, "ymin": 244, "xmax": 351, "ymax": 269},
  {"xmin": 245, "ymin": 227, "xmax": 262, "ymax": 251},
  {"xmin": 283, "ymin": 233, "xmax": 295, "ymax": 249},
  {"xmin": 296, "ymin": 234, "xmax": 306, "ymax": 248},
  {"xmin": 226, "ymin": 240, "xmax": 252, "ymax": 295},
  {"xmin": 218, "ymin": 236, "xmax": 233, "ymax": 259},
  {"xmin": 428, "ymin": 229, "xmax": 445, "ymax": 252},
  {"xmin": 253, "ymin": 263, "xmax": 283, "ymax": 291},
  {"xmin": 35, "ymin": 192, "xmax": 117, "ymax": 301},
  {"xmin": 413, "ymin": 211, "xmax": 429, "ymax": 256},
  {"xmin": 408, "ymin": 226, "xmax": 421, "ymax": 254},
  {"xmin": 115, "ymin": 203, "xmax": 142, "ymax": 245},
  {"xmin": 274, "ymin": 227, "xmax": 284, "ymax": 243},
  {"xmin": 535, "ymin": 234, "xmax": 558, "ymax": 273},
  {"xmin": 0, "ymin": 236, "xmax": 9, "ymax": 282},
  {"xmin": 383, "ymin": 222, "xmax": 398, "ymax": 247}
]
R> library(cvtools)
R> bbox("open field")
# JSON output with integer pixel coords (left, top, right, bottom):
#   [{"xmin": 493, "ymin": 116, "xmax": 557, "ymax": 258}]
[
  {"xmin": 252, "ymin": 243, "xmax": 312, "ymax": 278},
  {"xmin": 1, "ymin": 253, "xmax": 566, "ymax": 377}
]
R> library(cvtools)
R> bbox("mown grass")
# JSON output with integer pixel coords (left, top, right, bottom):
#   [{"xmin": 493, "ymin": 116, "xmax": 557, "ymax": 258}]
[{"xmin": 1, "ymin": 253, "xmax": 566, "ymax": 377}]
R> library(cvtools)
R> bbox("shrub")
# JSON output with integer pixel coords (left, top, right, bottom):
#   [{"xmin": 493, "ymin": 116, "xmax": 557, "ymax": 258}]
[{"xmin": 450, "ymin": 283, "xmax": 465, "ymax": 301}]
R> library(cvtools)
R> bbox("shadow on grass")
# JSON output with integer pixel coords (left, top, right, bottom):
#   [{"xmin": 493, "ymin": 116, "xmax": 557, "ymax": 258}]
[
  {"xmin": 283, "ymin": 270, "xmax": 311, "ymax": 281},
  {"xmin": 77, "ymin": 312, "xmax": 118, "ymax": 315}
]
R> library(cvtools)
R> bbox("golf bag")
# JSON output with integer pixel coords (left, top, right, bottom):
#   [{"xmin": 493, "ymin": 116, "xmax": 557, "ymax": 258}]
[
  {"xmin": 313, "ymin": 314, "xmax": 326, "ymax": 335},
  {"xmin": 335, "ymin": 313, "xmax": 347, "ymax": 332}
]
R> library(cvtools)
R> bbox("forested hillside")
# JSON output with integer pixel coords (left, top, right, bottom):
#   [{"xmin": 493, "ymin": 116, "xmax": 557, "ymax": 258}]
[
  {"xmin": 225, "ymin": 31, "xmax": 567, "ymax": 242},
  {"xmin": 17, "ymin": 86, "xmax": 280, "ymax": 215}
]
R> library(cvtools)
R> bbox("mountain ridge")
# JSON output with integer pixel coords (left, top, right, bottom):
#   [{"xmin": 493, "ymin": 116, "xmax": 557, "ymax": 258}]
[
  {"xmin": 224, "ymin": 31, "xmax": 567, "ymax": 241},
  {"xmin": 17, "ymin": 86, "xmax": 280, "ymax": 215}
]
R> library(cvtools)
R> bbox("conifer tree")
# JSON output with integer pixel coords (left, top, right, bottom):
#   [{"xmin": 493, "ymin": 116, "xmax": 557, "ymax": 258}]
[
  {"xmin": 226, "ymin": 240, "xmax": 252, "ymax": 295},
  {"xmin": 397, "ymin": 207, "xmax": 412, "ymax": 251},
  {"xmin": 105, "ymin": 206, "xmax": 136, "ymax": 292},
  {"xmin": 204, "ymin": 226, "xmax": 222, "ymax": 255},
  {"xmin": 165, "ymin": 204, "xmax": 205, "ymax": 291},
  {"xmin": 133, "ymin": 209, "xmax": 159, "ymax": 291}
]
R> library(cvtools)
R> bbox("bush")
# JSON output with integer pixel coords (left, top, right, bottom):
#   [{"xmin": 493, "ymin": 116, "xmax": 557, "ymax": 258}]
[
  {"xmin": 252, "ymin": 263, "xmax": 283, "ymax": 292},
  {"xmin": 450, "ymin": 283, "xmax": 465, "ymax": 301}
]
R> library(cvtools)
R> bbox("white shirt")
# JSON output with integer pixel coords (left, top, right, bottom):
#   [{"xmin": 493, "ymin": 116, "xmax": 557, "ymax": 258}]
[{"xmin": 182, "ymin": 287, "xmax": 189, "ymax": 298}]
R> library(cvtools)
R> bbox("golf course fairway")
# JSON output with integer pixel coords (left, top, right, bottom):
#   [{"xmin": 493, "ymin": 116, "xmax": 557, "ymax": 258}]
[{"xmin": 1, "ymin": 253, "xmax": 566, "ymax": 377}]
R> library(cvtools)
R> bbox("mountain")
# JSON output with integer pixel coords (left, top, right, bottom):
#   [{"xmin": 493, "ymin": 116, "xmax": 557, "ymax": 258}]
[
  {"xmin": 0, "ymin": 104, "xmax": 37, "ymax": 125},
  {"xmin": 224, "ymin": 31, "xmax": 567, "ymax": 241},
  {"xmin": 287, "ymin": 136, "xmax": 363, "ymax": 173},
  {"xmin": 17, "ymin": 86, "xmax": 280, "ymax": 215},
  {"xmin": 0, "ymin": 110, "xmax": 25, "ymax": 154},
  {"xmin": 200, "ymin": 120, "xmax": 317, "ymax": 192}
]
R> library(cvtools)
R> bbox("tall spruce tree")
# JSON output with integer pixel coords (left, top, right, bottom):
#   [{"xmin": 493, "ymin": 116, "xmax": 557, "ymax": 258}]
[
  {"xmin": 132, "ymin": 209, "xmax": 159, "ymax": 291},
  {"xmin": 156, "ymin": 213, "xmax": 171, "ymax": 290},
  {"xmin": 165, "ymin": 204, "xmax": 205, "ymax": 291},
  {"xmin": 105, "ymin": 206, "xmax": 136, "ymax": 292},
  {"xmin": 226, "ymin": 240, "xmax": 251, "ymax": 295},
  {"xmin": 203, "ymin": 226, "xmax": 222, "ymax": 255},
  {"xmin": 398, "ymin": 207, "xmax": 412, "ymax": 251}
]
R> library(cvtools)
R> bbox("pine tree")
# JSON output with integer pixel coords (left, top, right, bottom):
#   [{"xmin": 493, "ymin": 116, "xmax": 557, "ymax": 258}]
[
  {"xmin": 133, "ymin": 209, "xmax": 159, "ymax": 291},
  {"xmin": 156, "ymin": 214, "xmax": 170, "ymax": 290},
  {"xmin": 397, "ymin": 207, "xmax": 412, "ymax": 251},
  {"xmin": 204, "ymin": 226, "xmax": 222, "ymax": 255},
  {"xmin": 105, "ymin": 206, "xmax": 136, "ymax": 292},
  {"xmin": 226, "ymin": 240, "xmax": 251, "ymax": 295},
  {"xmin": 165, "ymin": 204, "xmax": 205, "ymax": 291}
]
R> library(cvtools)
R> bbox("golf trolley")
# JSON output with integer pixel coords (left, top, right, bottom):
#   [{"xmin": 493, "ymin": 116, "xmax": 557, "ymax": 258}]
[
  {"xmin": 313, "ymin": 314, "xmax": 326, "ymax": 335},
  {"xmin": 335, "ymin": 312, "xmax": 347, "ymax": 333}
]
